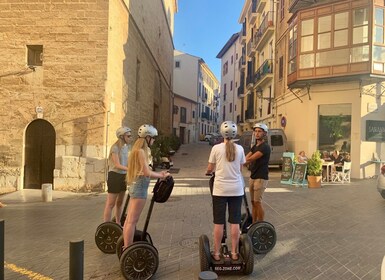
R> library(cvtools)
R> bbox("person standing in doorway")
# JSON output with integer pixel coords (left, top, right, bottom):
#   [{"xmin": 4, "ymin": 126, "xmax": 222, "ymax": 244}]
[
  {"xmin": 122, "ymin": 125, "xmax": 170, "ymax": 249},
  {"xmin": 206, "ymin": 121, "xmax": 246, "ymax": 261},
  {"xmin": 103, "ymin": 126, "xmax": 133, "ymax": 226},
  {"xmin": 245, "ymin": 123, "xmax": 271, "ymax": 223}
]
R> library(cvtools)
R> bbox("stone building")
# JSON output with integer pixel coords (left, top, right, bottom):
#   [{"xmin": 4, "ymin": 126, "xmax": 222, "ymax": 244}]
[{"xmin": 0, "ymin": 0, "xmax": 177, "ymax": 193}]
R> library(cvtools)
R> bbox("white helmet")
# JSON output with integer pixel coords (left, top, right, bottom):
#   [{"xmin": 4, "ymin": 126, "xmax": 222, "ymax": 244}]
[
  {"xmin": 220, "ymin": 121, "xmax": 237, "ymax": 139},
  {"xmin": 116, "ymin": 126, "xmax": 132, "ymax": 138},
  {"xmin": 253, "ymin": 123, "xmax": 268, "ymax": 132},
  {"xmin": 138, "ymin": 124, "xmax": 158, "ymax": 138}
]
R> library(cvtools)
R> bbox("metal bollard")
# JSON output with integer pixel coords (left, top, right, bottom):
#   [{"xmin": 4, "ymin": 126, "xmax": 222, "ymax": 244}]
[
  {"xmin": 198, "ymin": 270, "xmax": 218, "ymax": 280},
  {"xmin": 69, "ymin": 240, "xmax": 84, "ymax": 280},
  {"xmin": 0, "ymin": 220, "xmax": 4, "ymax": 280},
  {"xmin": 42, "ymin": 183, "xmax": 53, "ymax": 202}
]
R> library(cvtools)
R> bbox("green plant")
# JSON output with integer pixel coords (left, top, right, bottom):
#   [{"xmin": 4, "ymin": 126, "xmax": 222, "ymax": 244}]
[
  {"xmin": 150, "ymin": 134, "xmax": 181, "ymax": 164},
  {"xmin": 307, "ymin": 150, "xmax": 322, "ymax": 176}
]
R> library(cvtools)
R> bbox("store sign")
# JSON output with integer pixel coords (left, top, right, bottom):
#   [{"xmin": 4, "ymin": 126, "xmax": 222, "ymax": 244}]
[{"xmin": 366, "ymin": 120, "xmax": 385, "ymax": 142}]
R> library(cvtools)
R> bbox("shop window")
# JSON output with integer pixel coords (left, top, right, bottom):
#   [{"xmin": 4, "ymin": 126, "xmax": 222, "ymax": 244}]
[{"xmin": 318, "ymin": 104, "xmax": 351, "ymax": 152}]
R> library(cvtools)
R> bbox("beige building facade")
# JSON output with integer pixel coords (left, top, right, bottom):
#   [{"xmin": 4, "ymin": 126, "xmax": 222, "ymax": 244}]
[
  {"xmin": 275, "ymin": 0, "xmax": 385, "ymax": 178},
  {"xmin": 0, "ymin": 0, "xmax": 176, "ymax": 193},
  {"xmin": 173, "ymin": 50, "xmax": 220, "ymax": 142}
]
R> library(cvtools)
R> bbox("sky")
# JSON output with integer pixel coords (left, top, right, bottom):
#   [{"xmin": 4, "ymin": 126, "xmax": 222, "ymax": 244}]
[{"xmin": 173, "ymin": 0, "xmax": 244, "ymax": 80}]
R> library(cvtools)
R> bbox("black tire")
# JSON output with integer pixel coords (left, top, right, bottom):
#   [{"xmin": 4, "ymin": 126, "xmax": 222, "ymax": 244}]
[
  {"xmin": 120, "ymin": 242, "xmax": 159, "ymax": 280},
  {"xmin": 247, "ymin": 221, "xmax": 276, "ymax": 254},
  {"xmin": 95, "ymin": 222, "xmax": 122, "ymax": 254},
  {"xmin": 117, "ymin": 232, "xmax": 154, "ymax": 259},
  {"xmin": 381, "ymin": 190, "xmax": 385, "ymax": 199},
  {"xmin": 199, "ymin": 235, "xmax": 211, "ymax": 272},
  {"xmin": 239, "ymin": 234, "xmax": 254, "ymax": 275},
  {"xmin": 116, "ymin": 236, "xmax": 124, "ymax": 258}
]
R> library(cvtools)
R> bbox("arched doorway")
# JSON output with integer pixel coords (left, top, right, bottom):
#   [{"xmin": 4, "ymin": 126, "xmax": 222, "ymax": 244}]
[{"xmin": 24, "ymin": 120, "xmax": 56, "ymax": 189}]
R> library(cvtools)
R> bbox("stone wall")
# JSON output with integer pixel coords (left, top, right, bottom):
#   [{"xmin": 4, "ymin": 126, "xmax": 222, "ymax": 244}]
[{"xmin": 0, "ymin": 0, "xmax": 175, "ymax": 192}]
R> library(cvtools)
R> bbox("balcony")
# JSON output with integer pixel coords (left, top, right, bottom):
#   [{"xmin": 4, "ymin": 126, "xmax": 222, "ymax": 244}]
[
  {"xmin": 246, "ymin": 74, "xmax": 254, "ymax": 90},
  {"xmin": 289, "ymin": 0, "xmax": 322, "ymax": 14},
  {"xmin": 237, "ymin": 86, "xmax": 245, "ymax": 98},
  {"xmin": 248, "ymin": 0, "xmax": 257, "ymax": 25},
  {"xmin": 256, "ymin": 0, "xmax": 266, "ymax": 13},
  {"xmin": 247, "ymin": 38, "xmax": 256, "ymax": 57},
  {"xmin": 241, "ymin": 22, "xmax": 246, "ymax": 44},
  {"xmin": 255, "ymin": 12, "xmax": 274, "ymax": 52},
  {"xmin": 201, "ymin": 112, "xmax": 209, "ymax": 120},
  {"xmin": 238, "ymin": 55, "xmax": 246, "ymax": 70},
  {"xmin": 254, "ymin": 59, "xmax": 273, "ymax": 87},
  {"xmin": 245, "ymin": 108, "xmax": 255, "ymax": 121}
]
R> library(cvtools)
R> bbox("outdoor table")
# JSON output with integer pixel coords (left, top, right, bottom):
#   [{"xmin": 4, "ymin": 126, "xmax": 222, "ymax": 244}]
[{"xmin": 322, "ymin": 161, "xmax": 334, "ymax": 182}]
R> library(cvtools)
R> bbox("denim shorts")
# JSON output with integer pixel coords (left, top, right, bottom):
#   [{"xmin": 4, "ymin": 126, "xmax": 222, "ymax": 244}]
[{"xmin": 128, "ymin": 176, "xmax": 151, "ymax": 199}]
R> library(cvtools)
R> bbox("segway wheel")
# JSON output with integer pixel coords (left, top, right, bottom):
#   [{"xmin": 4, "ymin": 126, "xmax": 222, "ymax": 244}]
[
  {"xmin": 120, "ymin": 242, "xmax": 159, "ymax": 280},
  {"xmin": 239, "ymin": 234, "xmax": 254, "ymax": 275},
  {"xmin": 95, "ymin": 222, "xmax": 122, "ymax": 254},
  {"xmin": 247, "ymin": 221, "xmax": 276, "ymax": 254},
  {"xmin": 199, "ymin": 235, "xmax": 212, "ymax": 272},
  {"xmin": 117, "ymin": 232, "xmax": 155, "ymax": 259}
]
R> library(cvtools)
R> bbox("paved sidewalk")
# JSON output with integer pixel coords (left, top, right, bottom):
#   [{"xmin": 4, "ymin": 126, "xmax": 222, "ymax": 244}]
[{"xmin": 1, "ymin": 142, "xmax": 385, "ymax": 279}]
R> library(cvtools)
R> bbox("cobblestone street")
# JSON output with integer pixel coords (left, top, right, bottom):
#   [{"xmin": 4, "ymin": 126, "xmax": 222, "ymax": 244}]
[{"xmin": 1, "ymin": 142, "xmax": 385, "ymax": 280}]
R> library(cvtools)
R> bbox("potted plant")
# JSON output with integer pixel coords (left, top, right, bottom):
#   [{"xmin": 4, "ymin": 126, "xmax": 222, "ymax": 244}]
[{"xmin": 307, "ymin": 150, "xmax": 323, "ymax": 188}]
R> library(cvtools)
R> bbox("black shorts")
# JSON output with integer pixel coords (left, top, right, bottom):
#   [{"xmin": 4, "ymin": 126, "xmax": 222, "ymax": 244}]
[
  {"xmin": 107, "ymin": 171, "xmax": 127, "ymax": 193},
  {"xmin": 212, "ymin": 195, "xmax": 243, "ymax": 225}
]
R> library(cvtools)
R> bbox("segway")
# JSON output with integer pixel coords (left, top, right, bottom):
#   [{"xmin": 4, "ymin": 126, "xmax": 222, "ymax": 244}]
[
  {"xmin": 199, "ymin": 174, "xmax": 254, "ymax": 275},
  {"xmin": 240, "ymin": 186, "xmax": 277, "ymax": 254},
  {"xmin": 95, "ymin": 192, "xmax": 130, "ymax": 254},
  {"xmin": 116, "ymin": 176, "xmax": 174, "ymax": 280}
]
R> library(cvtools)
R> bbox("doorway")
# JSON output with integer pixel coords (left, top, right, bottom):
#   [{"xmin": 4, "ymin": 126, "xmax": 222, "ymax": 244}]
[
  {"xmin": 179, "ymin": 127, "xmax": 185, "ymax": 144},
  {"xmin": 24, "ymin": 120, "xmax": 56, "ymax": 189}
]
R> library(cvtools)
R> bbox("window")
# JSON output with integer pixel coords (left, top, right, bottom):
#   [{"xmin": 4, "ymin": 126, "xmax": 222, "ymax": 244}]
[
  {"xmin": 288, "ymin": 21, "xmax": 298, "ymax": 74},
  {"xmin": 192, "ymin": 110, "xmax": 195, "ymax": 119},
  {"xmin": 27, "ymin": 45, "xmax": 43, "ymax": 66},
  {"xmin": 375, "ymin": 8, "xmax": 385, "ymax": 44},
  {"xmin": 316, "ymin": 49, "xmax": 349, "ymax": 67},
  {"xmin": 223, "ymin": 61, "xmax": 228, "ymax": 76},
  {"xmin": 279, "ymin": 56, "xmax": 284, "ymax": 79},
  {"xmin": 318, "ymin": 16, "xmax": 331, "ymax": 50},
  {"xmin": 334, "ymin": 12, "xmax": 348, "ymax": 47},
  {"xmin": 280, "ymin": 0, "xmax": 285, "ymax": 20},
  {"xmin": 231, "ymin": 55, "xmax": 233, "ymax": 64},
  {"xmin": 180, "ymin": 107, "xmax": 187, "ymax": 123},
  {"xmin": 301, "ymin": 19, "xmax": 314, "ymax": 52},
  {"xmin": 175, "ymin": 61, "xmax": 180, "ymax": 68},
  {"xmin": 230, "ymin": 81, "xmax": 233, "ymax": 91},
  {"xmin": 353, "ymin": 8, "xmax": 369, "ymax": 44},
  {"xmin": 318, "ymin": 104, "xmax": 351, "ymax": 152}
]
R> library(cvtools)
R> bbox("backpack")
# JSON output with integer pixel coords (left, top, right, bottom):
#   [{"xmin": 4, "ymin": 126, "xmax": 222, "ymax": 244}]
[{"xmin": 153, "ymin": 176, "xmax": 174, "ymax": 203}]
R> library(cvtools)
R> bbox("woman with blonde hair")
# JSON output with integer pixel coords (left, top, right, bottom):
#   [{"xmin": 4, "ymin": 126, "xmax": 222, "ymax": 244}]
[
  {"xmin": 206, "ymin": 121, "xmax": 246, "ymax": 261},
  {"xmin": 122, "ymin": 124, "xmax": 170, "ymax": 249},
  {"xmin": 103, "ymin": 126, "xmax": 132, "ymax": 226}
]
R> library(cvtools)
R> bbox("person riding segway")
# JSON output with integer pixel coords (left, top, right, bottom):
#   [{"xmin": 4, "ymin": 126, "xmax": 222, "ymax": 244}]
[
  {"xmin": 95, "ymin": 126, "xmax": 132, "ymax": 254},
  {"xmin": 199, "ymin": 121, "xmax": 254, "ymax": 275},
  {"xmin": 243, "ymin": 122, "xmax": 277, "ymax": 254},
  {"xmin": 117, "ymin": 124, "xmax": 173, "ymax": 280}
]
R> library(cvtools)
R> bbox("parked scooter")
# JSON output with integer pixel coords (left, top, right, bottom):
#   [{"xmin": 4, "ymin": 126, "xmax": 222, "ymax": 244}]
[{"xmin": 159, "ymin": 150, "xmax": 175, "ymax": 169}]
